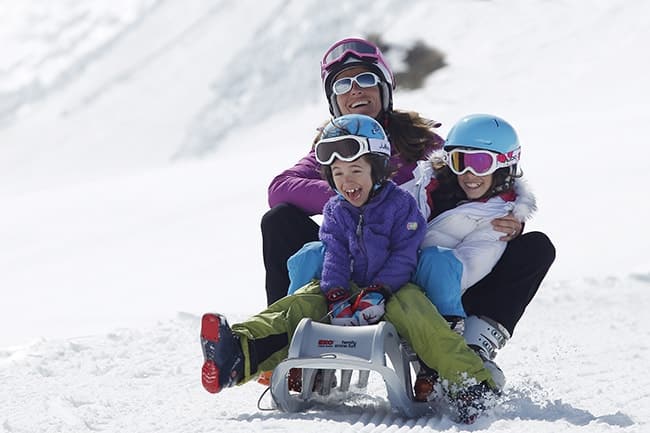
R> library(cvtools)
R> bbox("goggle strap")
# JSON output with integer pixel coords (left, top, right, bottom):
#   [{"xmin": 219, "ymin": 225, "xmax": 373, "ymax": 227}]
[{"xmin": 367, "ymin": 138, "xmax": 390, "ymax": 155}]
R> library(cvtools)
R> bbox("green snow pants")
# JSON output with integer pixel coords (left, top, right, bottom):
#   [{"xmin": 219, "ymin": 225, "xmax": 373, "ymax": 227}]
[{"xmin": 232, "ymin": 280, "xmax": 494, "ymax": 388}]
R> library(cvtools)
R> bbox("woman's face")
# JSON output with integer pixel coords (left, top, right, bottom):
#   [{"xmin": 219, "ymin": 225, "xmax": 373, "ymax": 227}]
[
  {"xmin": 331, "ymin": 156, "xmax": 374, "ymax": 207},
  {"xmin": 334, "ymin": 66, "xmax": 382, "ymax": 118},
  {"xmin": 457, "ymin": 171, "xmax": 494, "ymax": 200}
]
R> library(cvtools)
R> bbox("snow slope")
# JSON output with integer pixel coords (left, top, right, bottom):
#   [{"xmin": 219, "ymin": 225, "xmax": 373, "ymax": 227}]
[{"xmin": 1, "ymin": 0, "xmax": 649, "ymax": 431}]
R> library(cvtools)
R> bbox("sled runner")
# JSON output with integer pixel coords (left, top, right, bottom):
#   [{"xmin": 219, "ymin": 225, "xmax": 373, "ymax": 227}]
[{"xmin": 270, "ymin": 318, "xmax": 430, "ymax": 417}]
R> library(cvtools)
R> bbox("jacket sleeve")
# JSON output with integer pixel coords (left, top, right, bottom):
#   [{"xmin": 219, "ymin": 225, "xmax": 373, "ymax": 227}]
[
  {"xmin": 267, "ymin": 150, "xmax": 335, "ymax": 216},
  {"xmin": 453, "ymin": 222, "xmax": 507, "ymax": 292},
  {"xmin": 373, "ymin": 191, "xmax": 426, "ymax": 292},
  {"xmin": 318, "ymin": 200, "xmax": 352, "ymax": 293}
]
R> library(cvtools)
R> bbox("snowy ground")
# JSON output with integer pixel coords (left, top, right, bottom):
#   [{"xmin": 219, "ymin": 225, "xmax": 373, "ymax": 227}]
[
  {"xmin": 1, "ymin": 1, "xmax": 649, "ymax": 432},
  {"xmin": 2, "ymin": 276, "xmax": 647, "ymax": 432}
]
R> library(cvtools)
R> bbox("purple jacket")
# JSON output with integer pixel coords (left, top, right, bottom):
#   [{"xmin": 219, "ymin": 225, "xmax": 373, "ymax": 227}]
[
  {"xmin": 268, "ymin": 141, "xmax": 440, "ymax": 215},
  {"xmin": 319, "ymin": 181, "xmax": 426, "ymax": 294}
]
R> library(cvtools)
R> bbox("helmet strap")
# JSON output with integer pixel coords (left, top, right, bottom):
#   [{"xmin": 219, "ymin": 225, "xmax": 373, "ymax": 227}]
[
  {"xmin": 378, "ymin": 81, "xmax": 392, "ymax": 113},
  {"xmin": 329, "ymin": 93, "xmax": 341, "ymax": 117}
]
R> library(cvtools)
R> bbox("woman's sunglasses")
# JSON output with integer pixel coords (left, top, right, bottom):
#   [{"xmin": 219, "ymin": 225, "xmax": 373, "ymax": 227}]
[{"xmin": 332, "ymin": 72, "xmax": 380, "ymax": 95}]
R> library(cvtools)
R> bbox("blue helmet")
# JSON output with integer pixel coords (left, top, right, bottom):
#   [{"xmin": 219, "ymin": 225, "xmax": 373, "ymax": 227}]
[
  {"xmin": 444, "ymin": 114, "xmax": 520, "ymax": 156},
  {"xmin": 318, "ymin": 114, "xmax": 391, "ymax": 160},
  {"xmin": 317, "ymin": 114, "xmax": 392, "ymax": 189},
  {"xmin": 321, "ymin": 113, "xmax": 389, "ymax": 141}
]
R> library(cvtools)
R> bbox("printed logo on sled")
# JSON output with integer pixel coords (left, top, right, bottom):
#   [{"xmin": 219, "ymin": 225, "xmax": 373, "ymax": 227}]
[
  {"xmin": 334, "ymin": 340, "xmax": 357, "ymax": 349},
  {"xmin": 317, "ymin": 339, "xmax": 357, "ymax": 349},
  {"xmin": 318, "ymin": 339, "xmax": 334, "ymax": 347}
]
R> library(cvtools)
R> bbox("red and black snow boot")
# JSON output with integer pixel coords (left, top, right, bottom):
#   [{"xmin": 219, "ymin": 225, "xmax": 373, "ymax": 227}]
[{"xmin": 200, "ymin": 313, "xmax": 244, "ymax": 394}]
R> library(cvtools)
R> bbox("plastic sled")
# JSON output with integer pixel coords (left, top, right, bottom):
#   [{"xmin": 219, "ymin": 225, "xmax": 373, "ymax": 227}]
[{"xmin": 270, "ymin": 318, "xmax": 431, "ymax": 417}]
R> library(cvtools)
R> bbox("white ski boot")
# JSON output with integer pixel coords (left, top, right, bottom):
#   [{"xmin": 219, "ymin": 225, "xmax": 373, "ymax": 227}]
[{"xmin": 463, "ymin": 315, "xmax": 510, "ymax": 390}]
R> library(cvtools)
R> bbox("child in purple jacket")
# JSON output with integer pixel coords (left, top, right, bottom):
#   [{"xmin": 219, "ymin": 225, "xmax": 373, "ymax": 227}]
[{"xmin": 315, "ymin": 114, "xmax": 426, "ymax": 325}]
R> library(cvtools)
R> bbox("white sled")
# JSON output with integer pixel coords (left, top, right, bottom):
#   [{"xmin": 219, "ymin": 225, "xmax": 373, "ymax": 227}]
[{"xmin": 270, "ymin": 318, "xmax": 431, "ymax": 417}]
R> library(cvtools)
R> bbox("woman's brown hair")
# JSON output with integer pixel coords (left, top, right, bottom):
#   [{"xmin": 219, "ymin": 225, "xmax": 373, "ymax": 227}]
[{"xmin": 382, "ymin": 109, "xmax": 443, "ymax": 162}]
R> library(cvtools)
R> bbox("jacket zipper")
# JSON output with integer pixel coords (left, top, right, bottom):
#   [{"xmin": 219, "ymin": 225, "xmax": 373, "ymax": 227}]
[{"xmin": 356, "ymin": 212, "xmax": 366, "ymax": 254}]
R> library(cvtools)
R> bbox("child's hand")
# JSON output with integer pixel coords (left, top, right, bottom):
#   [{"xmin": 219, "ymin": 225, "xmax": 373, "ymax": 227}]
[
  {"xmin": 326, "ymin": 288, "xmax": 356, "ymax": 325},
  {"xmin": 327, "ymin": 286, "xmax": 387, "ymax": 326},
  {"xmin": 330, "ymin": 300, "xmax": 358, "ymax": 326},
  {"xmin": 350, "ymin": 289, "xmax": 386, "ymax": 325}
]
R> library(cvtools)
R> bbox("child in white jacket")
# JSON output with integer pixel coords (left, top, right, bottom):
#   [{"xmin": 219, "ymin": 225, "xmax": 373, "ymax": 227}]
[
  {"xmin": 400, "ymin": 113, "xmax": 537, "ymax": 400},
  {"xmin": 403, "ymin": 114, "xmax": 536, "ymax": 322}
]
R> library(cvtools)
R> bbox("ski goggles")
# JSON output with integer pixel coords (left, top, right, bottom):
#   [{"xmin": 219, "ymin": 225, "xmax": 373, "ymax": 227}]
[
  {"xmin": 315, "ymin": 135, "xmax": 390, "ymax": 165},
  {"xmin": 321, "ymin": 38, "xmax": 382, "ymax": 71},
  {"xmin": 332, "ymin": 72, "xmax": 380, "ymax": 95},
  {"xmin": 444, "ymin": 148, "xmax": 520, "ymax": 176}
]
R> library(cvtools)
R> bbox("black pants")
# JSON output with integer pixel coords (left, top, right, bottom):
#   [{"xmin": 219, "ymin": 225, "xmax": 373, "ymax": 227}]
[
  {"xmin": 261, "ymin": 203, "xmax": 556, "ymax": 335},
  {"xmin": 261, "ymin": 203, "xmax": 320, "ymax": 305},
  {"xmin": 461, "ymin": 231, "xmax": 555, "ymax": 335}
]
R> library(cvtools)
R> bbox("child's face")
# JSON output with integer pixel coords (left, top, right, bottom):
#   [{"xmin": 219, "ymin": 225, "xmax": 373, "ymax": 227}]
[
  {"xmin": 457, "ymin": 171, "xmax": 494, "ymax": 199},
  {"xmin": 331, "ymin": 156, "xmax": 374, "ymax": 207}
]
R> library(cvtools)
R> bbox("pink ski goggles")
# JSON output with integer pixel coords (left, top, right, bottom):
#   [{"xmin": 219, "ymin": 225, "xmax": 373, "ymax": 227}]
[
  {"xmin": 321, "ymin": 38, "xmax": 383, "ymax": 72},
  {"xmin": 445, "ymin": 148, "xmax": 520, "ymax": 176}
]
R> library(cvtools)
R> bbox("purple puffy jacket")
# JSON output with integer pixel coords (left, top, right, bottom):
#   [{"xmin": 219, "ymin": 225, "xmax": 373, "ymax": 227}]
[{"xmin": 319, "ymin": 181, "xmax": 426, "ymax": 293}]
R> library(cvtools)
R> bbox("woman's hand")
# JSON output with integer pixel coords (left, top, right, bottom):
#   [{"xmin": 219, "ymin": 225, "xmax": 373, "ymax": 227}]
[{"xmin": 492, "ymin": 213, "xmax": 522, "ymax": 241}]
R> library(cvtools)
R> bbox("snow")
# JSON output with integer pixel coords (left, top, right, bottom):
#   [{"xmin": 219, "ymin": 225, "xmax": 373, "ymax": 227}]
[{"xmin": 1, "ymin": 0, "xmax": 649, "ymax": 431}]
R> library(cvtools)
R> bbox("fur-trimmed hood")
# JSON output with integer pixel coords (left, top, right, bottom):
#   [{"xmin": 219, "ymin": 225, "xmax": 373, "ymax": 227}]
[{"xmin": 511, "ymin": 177, "xmax": 536, "ymax": 221}]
